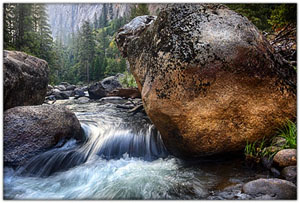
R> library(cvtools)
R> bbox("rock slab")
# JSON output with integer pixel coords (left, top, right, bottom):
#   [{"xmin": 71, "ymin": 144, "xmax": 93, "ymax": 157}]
[
  {"xmin": 4, "ymin": 105, "xmax": 84, "ymax": 167},
  {"xmin": 4, "ymin": 50, "xmax": 49, "ymax": 110}
]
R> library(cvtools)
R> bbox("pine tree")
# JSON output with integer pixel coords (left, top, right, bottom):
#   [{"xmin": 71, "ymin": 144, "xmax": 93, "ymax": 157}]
[
  {"xmin": 3, "ymin": 4, "xmax": 15, "ymax": 49},
  {"xmin": 79, "ymin": 21, "xmax": 95, "ymax": 83},
  {"xmin": 14, "ymin": 4, "xmax": 35, "ymax": 51},
  {"xmin": 99, "ymin": 4, "xmax": 108, "ymax": 28}
]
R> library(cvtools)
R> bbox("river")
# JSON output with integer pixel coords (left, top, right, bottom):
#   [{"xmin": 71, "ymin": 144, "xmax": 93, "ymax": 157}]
[{"xmin": 4, "ymin": 98, "xmax": 271, "ymax": 200}]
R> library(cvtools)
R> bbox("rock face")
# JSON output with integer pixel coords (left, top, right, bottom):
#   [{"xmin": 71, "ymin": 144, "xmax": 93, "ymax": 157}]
[
  {"xmin": 4, "ymin": 105, "xmax": 84, "ymax": 167},
  {"xmin": 4, "ymin": 50, "xmax": 49, "ymax": 110},
  {"xmin": 242, "ymin": 178, "xmax": 296, "ymax": 199},
  {"xmin": 116, "ymin": 4, "xmax": 296, "ymax": 157},
  {"xmin": 273, "ymin": 149, "xmax": 297, "ymax": 167}
]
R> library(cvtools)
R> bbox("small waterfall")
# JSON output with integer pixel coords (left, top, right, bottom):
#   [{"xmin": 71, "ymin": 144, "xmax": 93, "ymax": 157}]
[{"xmin": 17, "ymin": 121, "xmax": 169, "ymax": 177}]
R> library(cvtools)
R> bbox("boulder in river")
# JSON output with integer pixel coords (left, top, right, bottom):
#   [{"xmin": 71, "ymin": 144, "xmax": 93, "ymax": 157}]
[
  {"xmin": 101, "ymin": 76, "xmax": 123, "ymax": 92},
  {"xmin": 3, "ymin": 50, "xmax": 49, "ymax": 110},
  {"xmin": 273, "ymin": 149, "xmax": 297, "ymax": 167},
  {"xmin": 4, "ymin": 105, "xmax": 84, "ymax": 167},
  {"xmin": 88, "ymin": 82, "xmax": 106, "ymax": 99},
  {"xmin": 116, "ymin": 4, "xmax": 296, "ymax": 157},
  {"xmin": 242, "ymin": 178, "xmax": 296, "ymax": 199}
]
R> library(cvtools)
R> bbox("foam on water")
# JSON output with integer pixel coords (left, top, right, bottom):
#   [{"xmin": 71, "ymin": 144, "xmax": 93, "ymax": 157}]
[{"xmin": 4, "ymin": 155, "xmax": 207, "ymax": 200}]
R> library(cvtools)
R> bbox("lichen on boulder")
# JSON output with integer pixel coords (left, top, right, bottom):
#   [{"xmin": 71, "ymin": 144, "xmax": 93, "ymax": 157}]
[{"xmin": 116, "ymin": 4, "xmax": 296, "ymax": 158}]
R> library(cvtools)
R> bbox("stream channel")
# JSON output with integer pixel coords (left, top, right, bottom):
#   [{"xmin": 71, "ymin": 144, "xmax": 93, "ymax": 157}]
[{"xmin": 4, "ymin": 98, "xmax": 272, "ymax": 200}]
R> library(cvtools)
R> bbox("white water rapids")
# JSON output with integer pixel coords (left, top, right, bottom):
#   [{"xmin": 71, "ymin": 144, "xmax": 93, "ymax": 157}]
[{"xmin": 4, "ymin": 100, "xmax": 270, "ymax": 200}]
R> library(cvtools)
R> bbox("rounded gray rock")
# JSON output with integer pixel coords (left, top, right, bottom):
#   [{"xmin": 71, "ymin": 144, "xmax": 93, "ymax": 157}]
[
  {"xmin": 4, "ymin": 105, "xmax": 84, "ymax": 167},
  {"xmin": 242, "ymin": 178, "xmax": 296, "ymax": 199}
]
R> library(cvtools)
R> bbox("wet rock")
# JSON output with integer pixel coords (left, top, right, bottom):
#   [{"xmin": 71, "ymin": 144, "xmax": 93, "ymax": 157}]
[
  {"xmin": 75, "ymin": 97, "xmax": 90, "ymax": 104},
  {"xmin": 56, "ymin": 85, "xmax": 66, "ymax": 91},
  {"xmin": 47, "ymin": 85, "xmax": 54, "ymax": 92},
  {"xmin": 88, "ymin": 82, "xmax": 106, "ymax": 99},
  {"xmin": 261, "ymin": 156, "xmax": 273, "ymax": 169},
  {"xmin": 242, "ymin": 178, "xmax": 296, "ymax": 199},
  {"xmin": 270, "ymin": 167, "xmax": 281, "ymax": 177},
  {"xmin": 63, "ymin": 90, "xmax": 75, "ymax": 97},
  {"xmin": 4, "ymin": 50, "xmax": 49, "ymax": 110},
  {"xmin": 107, "ymin": 88, "xmax": 141, "ymax": 98},
  {"xmin": 100, "ymin": 96, "xmax": 124, "ymax": 101},
  {"xmin": 74, "ymin": 88, "xmax": 85, "ymax": 97},
  {"xmin": 116, "ymin": 4, "xmax": 296, "ymax": 157},
  {"xmin": 273, "ymin": 149, "xmax": 297, "ymax": 167},
  {"xmin": 52, "ymin": 89, "xmax": 69, "ymax": 100},
  {"xmin": 66, "ymin": 85, "xmax": 76, "ymax": 91},
  {"xmin": 4, "ymin": 105, "xmax": 83, "ymax": 167},
  {"xmin": 281, "ymin": 166, "xmax": 297, "ymax": 183},
  {"xmin": 101, "ymin": 76, "xmax": 122, "ymax": 92}
]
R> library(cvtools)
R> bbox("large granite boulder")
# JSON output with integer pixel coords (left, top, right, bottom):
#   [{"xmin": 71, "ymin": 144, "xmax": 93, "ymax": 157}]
[
  {"xmin": 116, "ymin": 4, "xmax": 296, "ymax": 157},
  {"xmin": 3, "ymin": 50, "xmax": 49, "ymax": 110},
  {"xmin": 4, "ymin": 105, "xmax": 84, "ymax": 167}
]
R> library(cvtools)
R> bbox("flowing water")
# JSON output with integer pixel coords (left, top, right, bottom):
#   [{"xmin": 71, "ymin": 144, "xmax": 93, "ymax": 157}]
[{"xmin": 4, "ymin": 98, "xmax": 271, "ymax": 200}]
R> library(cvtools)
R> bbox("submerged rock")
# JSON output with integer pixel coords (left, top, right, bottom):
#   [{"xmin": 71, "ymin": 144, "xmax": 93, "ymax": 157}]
[
  {"xmin": 242, "ymin": 178, "xmax": 296, "ymax": 199},
  {"xmin": 4, "ymin": 105, "xmax": 84, "ymax": 167},
  {"xmin": 281, "ymin": 166, "xmax": 297, "ymax": 183},
  {"xmin": 116, "ymin": 4, "xmax": 296, "ymax": 157},
  {"xmin": 273, "ymin": 149, "xmax": 297, "ymax": 167},
  {"xmin": 3, "ymin": 50, "xmax": 49, "ymax": 110}
]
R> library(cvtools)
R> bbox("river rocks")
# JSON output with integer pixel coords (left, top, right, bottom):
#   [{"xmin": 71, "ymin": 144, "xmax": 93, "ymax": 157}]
[
  {"xmin": 108, "ymin": 88, "xmax": 141, "ymax": 98},
  {"xmin": 116, "ymin": 4, "xmax": 296, "ymax": 157},
  {"xmin": 101, "ymin": 76, "xmax": 122, "ymax": 92},
  {"xmin": 4, "ymin": 50, "xmax": 49, "ymax": 110},
  {"xmin": 273, "ymin": 149, "xmax": 297, "ymax": 167},
  {"xmin": 4, "ymin": 105, "xmax": 84, "ymax": 167},
  {"xmin": 76, "ymin": 97, "xmax": 90, "ymax": 104},
  {"xmin": 242, "ymin": 178, "xmax": 296, "ymax": 199},
  {"xmin": 88, "ymin": 82, "xmax": 106, "ymax": 99},
  {"xmin": 66, "ymin": 84, "xmax": 76, "ymax": 91},
  {"xmin": 74, "ymin": 88, "xmax": 86, "ymax": 97},
  {"xmin": 281, "ymin": 166, "xmax": 297, "ymax": 182},
  {"xmin": 52, "ymin": 89, "xmax": 69, "ymax": 100}
]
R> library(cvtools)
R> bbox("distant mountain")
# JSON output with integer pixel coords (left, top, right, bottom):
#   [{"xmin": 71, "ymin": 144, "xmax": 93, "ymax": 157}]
[{"xmin": 46, "ymin": 3, "xmax": 163, "ymax": 43}]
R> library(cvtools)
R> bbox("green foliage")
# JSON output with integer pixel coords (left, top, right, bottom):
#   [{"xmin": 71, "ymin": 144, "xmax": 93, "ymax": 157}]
[
  {"xmin": 119, "ymin": 71, "xmax": 137, "ymax": 88},
  {"xmin": 268, "ymin": 4, "xmax": 296, "ymax": 29},
  {"xmin": 3, "ymin": 3, "xmax": 58, "ymax": 84},
  {"xmin": 227, "ymin": 3, "xmax": 296, "ymax": 32},
  {"xmin": 227, "ymin": 4, "xmax": 276, "ymax": 31},
  {"xmin": 277, "ymin": 120, "xmax": 297, "ymax": 149},
  {"xmin": 244, "ymin": 137, "xmax": 267, "ymax": 158}
]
